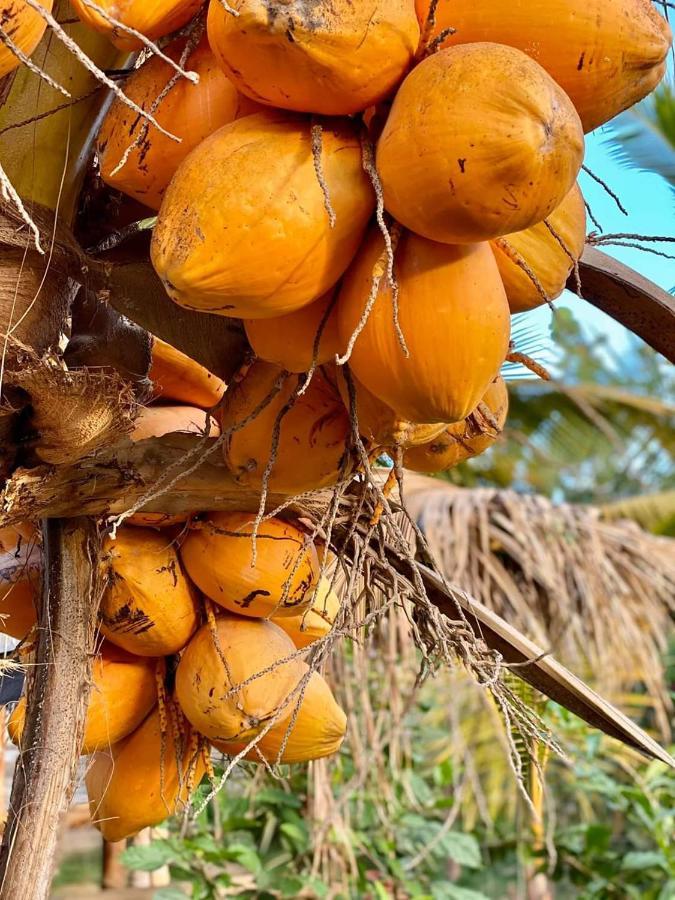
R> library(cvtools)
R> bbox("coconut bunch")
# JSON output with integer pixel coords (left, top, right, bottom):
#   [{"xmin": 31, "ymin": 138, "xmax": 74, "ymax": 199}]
[
  {"xmin": 3, "ymin": 504, "xmax": 345, "ymax": 841},
  {"xmin": 56, "ymin": 0, "xmax": 666, "ymax": 480}
]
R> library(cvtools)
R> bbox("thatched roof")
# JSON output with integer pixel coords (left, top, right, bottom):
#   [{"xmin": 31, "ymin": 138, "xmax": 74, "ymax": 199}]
[{"xmin": 404, "ymin": 474, "xmax": 675, "ymax": 738}]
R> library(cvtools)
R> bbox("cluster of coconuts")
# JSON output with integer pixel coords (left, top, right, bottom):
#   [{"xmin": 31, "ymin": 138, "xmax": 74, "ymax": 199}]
[{"xmin": 0, "ymin": 348, "xmax": 346, "ymax": 843}]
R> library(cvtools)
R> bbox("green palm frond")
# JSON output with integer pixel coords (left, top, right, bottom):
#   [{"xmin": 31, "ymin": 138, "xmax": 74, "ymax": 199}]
[
  {"xmin": 600, "ymin": 490, "xmax": 675, "ymax": 535},
  {"xmin": 607, "ymin": 84, "xmax": 675, "ymax": 188}
]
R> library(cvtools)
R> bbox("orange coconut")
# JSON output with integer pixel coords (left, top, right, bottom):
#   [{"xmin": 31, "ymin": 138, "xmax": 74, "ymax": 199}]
[
  {"xmin": 151, "ymin": 111, "xmax": 374, "ymax": 318},
  {"xmin": 244, "ymin": 291, "xmax": 341, "ymax": 373},
  {"xmin": 272, "ymin": 578, "xmax": 341, "ymax": 649},
  {"xmin": 100, "ymin": 527, "xmax": 200, "ymax": 656},
  {"xmin": 207, "ymin": 0, "xmax": 419, "ymax": 116},
  {"xmin": 0, "ymin": 1, "xmax": 53, "ymax": 79},
  {"xmin": 149, "ymin": 336, "xmax": 226, "ymax": 408},
  {"xmin": 337, "ymin": 229, "xmax": 511, "ymax": 424},
  {"xmin": 0, "ymin": 542, "xmax": 40, "ymax": 640},
  {"xmin": 335, "ymin": 367, "xmax": 447, "ymax": 449},
  {"xmin": 0, "ymin": 522, "xmax": 37, "ymax": 554},
  {"xmin": 415, "ymin": 0, "xmax": 672, "ymax": 133},
  {"xmin": 221, "ymin": 361, "xmax": 351, "ymax": 494},
  {"xmin": 9, "ymin": 644, "xmax": 157, "ymax": 754},
  {"xmin": 175, "ymin": 615, "xmax": 306, "ymax": 742},
  {"xmin": 70, "ymin": 0, "xmax": 203, "ymax": 51},
  {"xmin": 405, "ymin": 378, "xmax": 509, "ymax": 473},
  {"xmin": 376, "ymin": 44, "xmax": 584, "ymax": 244},
  {"xmin": 492, "ymin": 183, "xmax": 587, "ymax": 313},
  {"xmin": 98, "ymin": 37, "xmax": 260, "ymax": 211},
  {"xmin": 213, "ymin": 666, "xmax": 346, "ymax": 764},
  {"xmin": 87, "ymin": 706, "xmax": 206, "ymax": 842},
  {"xmin": 180, "ymin": 512, "xmax": 319, "ymax": 619}
]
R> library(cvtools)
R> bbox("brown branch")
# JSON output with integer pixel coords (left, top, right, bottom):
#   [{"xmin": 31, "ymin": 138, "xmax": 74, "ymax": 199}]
[{"xmin": 0, "ymin": 518, "xmax": 102, "ymax": 899}]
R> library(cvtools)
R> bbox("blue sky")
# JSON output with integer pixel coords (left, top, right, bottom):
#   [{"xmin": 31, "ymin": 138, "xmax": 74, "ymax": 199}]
[{"xmin": 524, "ymin": 111, "xmax": 674, "ymax": 355}]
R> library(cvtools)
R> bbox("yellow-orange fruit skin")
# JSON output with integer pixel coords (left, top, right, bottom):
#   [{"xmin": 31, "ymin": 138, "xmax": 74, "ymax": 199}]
[
  {"xmin": 335, "ymin": 367, "xmax": 446, "ymax": 449},
  {"xmin": 86, "ymin": 707, "xmax": 205, "ymax": 842},
  {"xmin": 415, "ymin": 0, "xmax": 672, "ymax": 133},
  {"xmin": 131, "ymin": 405, "xmax": 220, "ymax": 442},
  {"xmin": 70, "ymin": 0, "xmax": 203, "ymax": 51},
  {"xmin": 376, "ymin": 43, "xmax": 584, "ymax": 244},
  {"xmin": 100, "ymin": 527, "xmax": 200, "ymax": 657},
  {"xmin": 214, "ymin": 667, "xmax": 346, "ymax": 763},
  {"xmin": 151, "ymin": 112, "xmax": 374, "ymax": 318},
  {"xmin": 149, "ymin": 336, "xmax": 226, "ymax": 408},
  {"xmin": 0, "ymin": 522, "xmax": 37, "ymax": 554},
  {"xmin": 10, "ymin": 644, "xmax": 157, "ymax": 754},
  {"xmin": 206, "ymin": 0, "xmax": 420, "ymax": 116},
  {"xmin": 272, "ymin": 578, "xmax": 341, "ymax": 649},
  {"xmin": 179, "ymin": 512, "xmax": 319, "ymax": 619},
  {"xmin": 337, "ymin": 230, "xmax": 511, "ymax": 424},
  {"xmin": 0, "ymin": 542, "xmax": 40, "ymax": 640},
  {"xmin": 221, "ymin": 362, "xmax": 351, "ymax": 494},
  {"xmin": 244, "ymin": 292, "xmax": 341, "ymax": 374},
  {"xmin": 0, "ymin": 1, "xmax": 53, "ymax": 79},
  {"xmin": 405, "ymin": 378, "xmax": 509, "ymax": 473},
  {"xmin": 175, "ymin": 616, "xmax": 305, "ymax": 742},
  {"xmin": 98, "ymin": 38, "xmax": 260, "ymax": 211},
  {"xmin": 493, "ymin": 183, "xmax": 587, "ymax": 313}
]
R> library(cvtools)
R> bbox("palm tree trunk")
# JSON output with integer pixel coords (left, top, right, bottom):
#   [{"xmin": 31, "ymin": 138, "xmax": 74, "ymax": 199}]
[{"xmin": 0, "ymin": 518, "xmax": 102, "ymax": 900}]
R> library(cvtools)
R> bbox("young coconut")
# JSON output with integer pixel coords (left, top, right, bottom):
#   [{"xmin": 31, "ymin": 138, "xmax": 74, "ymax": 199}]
[
  {"xmin": 149, "ymin": 336, "xmax": 226, "ymax": 409},
  {"xmin": 272, "ymin": 577, "xmax": 341, "ymax": 650},
  {"xmin": 99, "ymin": 527, "xmax": 200, "ymax": 656},
  {"xmin": 0, "ymin": 0, "xmax": 52, "ymax": 78},
  {"xmin": 337, "ymin": 229, "xmax": 511, "ymax": 424},
  {"xmin": 221, "ymin": 361, "xmax": 352, "ymax": 494},
  {"xmin": 335, "ymin": 366, "xmax": 447, "ymax": 450},
  {"xmin": 206, "ymin": 0, "xmax": 420, "ymax": 116},
  {"xmin": 213, "ymin": 666, "xmax": 347, "ymax": 764},
  {"xmin": 244, "ymin": 291, "xmax": 341, "ymax": 374},
  {"xmin": 376, "ymin": 44, "xmax": 584, "ymax": 244},
  {"xmin": 87, "ymin": 705, "xmax": 206, "ymax": 842},
  {"xmin": 0, "ymin": 541, "xmax": 40, "ymax": 640},
  {"xmin": 404, "ymin": 377, "xmax": 510, "ymax": 473},
  {"xmin": 98, "ymin": 37, "xmax": 261, "ymax": 211},
  {"xmin": 9, "ymin": 643, "xmax": 157, "ymax": 754},
  {"xmin": 175, "ymin": 615, "xmax": 306, "ymax": 743},
  {"xmin": 70, "ymin": 0, "xmax": 203, "ymax": 50},
  {"xmin": 180, "ymin": 512, "xmax": 320, "ymax": 619},
  {"xmin": 415, "ymin": 0, "xmax": 672, "ymax": 133},
  {"xmin": 151, "ymin": 112, "xmax": 374, "ymax": 318},
  {"xmin": 492, "ymin": 183, "xmax": 587, "ymax": 313}
]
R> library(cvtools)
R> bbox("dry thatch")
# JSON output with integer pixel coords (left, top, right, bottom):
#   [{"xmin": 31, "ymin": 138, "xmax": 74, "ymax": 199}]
[{"xmin": 404, "ymin": 474, "xmax": 675, "ymax": 738}]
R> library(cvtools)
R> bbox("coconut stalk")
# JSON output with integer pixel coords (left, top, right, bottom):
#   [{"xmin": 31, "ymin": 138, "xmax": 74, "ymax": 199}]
[{"xmin": 0, "ymin": 518, "xmax": 102, "ymax": 900}]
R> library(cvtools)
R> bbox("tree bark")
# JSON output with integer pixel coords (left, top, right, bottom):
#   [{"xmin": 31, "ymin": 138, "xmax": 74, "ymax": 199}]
[{"xmin": 0, "ymin": 518, "xmax": 102, "ymax": 900}]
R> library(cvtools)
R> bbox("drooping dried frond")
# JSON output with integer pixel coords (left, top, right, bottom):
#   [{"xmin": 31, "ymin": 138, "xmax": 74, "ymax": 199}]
[{"xmin": 405, "ymin": 477, "xmax": 675, "ymax": 738}]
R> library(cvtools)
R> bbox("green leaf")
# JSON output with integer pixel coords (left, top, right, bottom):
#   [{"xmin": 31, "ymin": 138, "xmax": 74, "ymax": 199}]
[
  {"xmin": 228, "ymin": 843, "xmax": 263, "ymax": 875},
  {"xmin": 437, "ymin": 832, "xmax": 482, "ymax": 870},
  {"xmin": 621, "ymin": 851, "xmax": 668, "ymax": 872},
  {"xmin": 373, "ymin": 882, "xmax": 393, "ymax": 900},
  {"xmin": 431, "ymin": 884, "xmax": 490, "ymax": 900},
  {"xmin": 121, "ymin": 841, "xmax": 176, "ymax": 872},
  {"xmin": 279, "ymin": 821, "xmax": 310, "ymax": 852},
  {"xmin": 153, "ymin": 889, "xmax": 188, "ymax": 900}
]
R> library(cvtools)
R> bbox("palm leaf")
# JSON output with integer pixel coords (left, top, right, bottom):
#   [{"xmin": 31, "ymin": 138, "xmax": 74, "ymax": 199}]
[
  {"xmin": 600, "ymin": 490, "xmax": 675, "ymax": 535},
  {"xmin": 607, "ymin": 84, "xmax": 675, "ymax": 188}
]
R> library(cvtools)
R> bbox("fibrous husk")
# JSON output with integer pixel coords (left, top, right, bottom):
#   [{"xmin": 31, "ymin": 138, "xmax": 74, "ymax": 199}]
[
  {"xmin": 221, "ymin": 361, "xmax": 352, "ymax": 495},
  {"xmin": 150, "ymin": 111, "xmax": 374, "ymax": 318},
  {"xmin": 272, "ymin": 577, "xmax": 341, "ymax": 649},
  {"xmin": 214, "ymin": 666, "xmax": 347, "ymax": 764},
  {"xmin": 404, "ymin": 377, "xmax": 509, "ymax": 473},
  {"xmin": 179, "ymin": 511, "xmax": 320, "ymax": 619},
  {"xmin": 5, "ymin": 356, "xmax": 137, "ymax": 465},
  {"xmin": 86, "ymin": 704, "xmax": 206, "ymax": 842},
  {"xmin": 175, "ymin": 614, "xmax": 306, "ymax": 743},
  {"xmin": 415, "ymin": 0, "xmax": 672, "ymax": 133},
  {"xmin": 0, "ymin": 538, "xmax": 40, "ymax": 639},
  {"xmin": 9, "ymin": 642, "xmax": 157, "ymax": 754},
  {"xmin": 376, "ymin": 44, "xmax": 584, "ymax": 243},
  {"xmin": 207, "ymin": 0, "xmax": 420, "ymax": 116},
  {"xmin": 100, "ymin": 526, "xmax": 200, "ymax": 656},
  {"xmin": 98, "ymin": 35, "xmax": 261, "ymax": 210}
]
